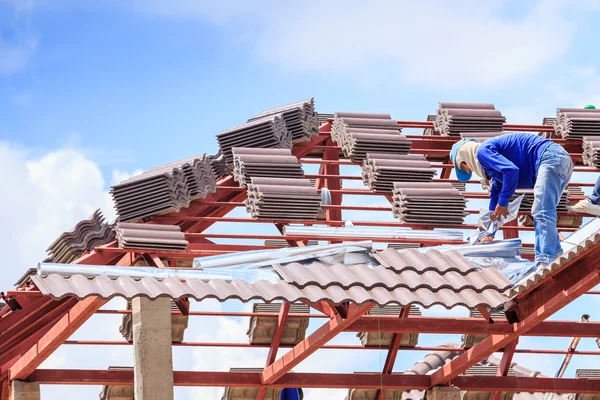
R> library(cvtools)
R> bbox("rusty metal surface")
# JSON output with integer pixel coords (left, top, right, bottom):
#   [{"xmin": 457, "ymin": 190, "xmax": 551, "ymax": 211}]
[{"xmin": 116, "ymin": 222, "xmax": 188, "ymax": 251}]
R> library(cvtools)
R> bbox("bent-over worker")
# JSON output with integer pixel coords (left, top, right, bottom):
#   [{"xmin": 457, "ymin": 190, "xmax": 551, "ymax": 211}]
[{"xmin": 450, "ymin": 132, "xmax": 574, "ymax": 268}]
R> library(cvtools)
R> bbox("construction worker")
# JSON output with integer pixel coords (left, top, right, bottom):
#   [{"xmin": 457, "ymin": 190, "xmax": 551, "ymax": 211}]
[
  {"xmin": 567, "ymin": 105, "xmax": 600, "ymax": 216},
  {"xmin": 450, "ymin": 132, "xmax": 574, "ymax": 268}
]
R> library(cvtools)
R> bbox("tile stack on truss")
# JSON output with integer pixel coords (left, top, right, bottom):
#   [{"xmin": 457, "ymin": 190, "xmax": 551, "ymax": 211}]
[
  {"xmin": 582, "ymin": 137, "xmax": 600, "ymax": 168},
  {"xmin": 423, "ymin": 114, "xmax": 436, "ymax": 136},
  {"xmin": 248, "ymin": 98, "xmax": 319, "ymax": 143},
  {"xmin": 116, "ymin": 222, "xmax": 188, "ymax": 252},
  {"xmin": 232, "ymin": 147, "xmax": 305, "ymax": 187},
  {"xmin": 541, "ymin": 116, "xmax": 558, "ymax": 139},
  {"xmin": 264, "ymin": 239, "xmax": 318, "ymax": 247},
  {"xmin": 392, "ymin": 182, "xmax": 467, "ymax": 225},
  {"xmin": 554, "ymin": 108, "xmax": 600, "ymax": 139},
  {"xmin": 361, "ymin": 153, "xmax": 436, "ymax": 192},
  {"xmin": 111, "ymin": 154, "xmax": 217, "ymax": 222},
  {"xmin": 246, "ymin": 303, "xmax": 310, "ymax": 345},
  {"xmin": 357, "ymin": 305, "xmax": 421, "ymax": 347},
  {"xmin": 244, "ymin": 177, "xmax": 321, "ymax": 220},
  {"xmin": 331, "ymin": 112, "xmax": 411, "ymax": 162},
  {"xmin": 45, "ymin": 210, "xmax": 115, "ymax": 264},
  {"xmin": 433, "ymin": 102, "xmax": 506, "ymax": 136},
  {"xmin": 216, "ymin": 115, "xmax": 292, "ymax": 164},
  {"xmin": 511, "ymin": 190, "xmax": 569, "ymax": 213}
]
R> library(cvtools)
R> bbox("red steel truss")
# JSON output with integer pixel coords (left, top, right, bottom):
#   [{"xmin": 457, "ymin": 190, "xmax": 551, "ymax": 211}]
[{"xmin": 1, "ymin": 119, "xmax": 600, "ymax": 397}]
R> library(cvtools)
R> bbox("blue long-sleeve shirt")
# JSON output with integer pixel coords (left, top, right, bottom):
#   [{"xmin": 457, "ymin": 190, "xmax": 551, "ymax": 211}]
[{"xmin": 476, "ymin": 133, "xmax": 553, "ymax": 210}]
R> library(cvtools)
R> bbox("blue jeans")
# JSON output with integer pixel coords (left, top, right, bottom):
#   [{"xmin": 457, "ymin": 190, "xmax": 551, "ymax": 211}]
[
  {"xmin": 532, "ymin": 144, "xmax": 574, "ymax": 265},
  {"xmin": 590, "ymin": 176, "xmax": 600, "ymax": 205}
]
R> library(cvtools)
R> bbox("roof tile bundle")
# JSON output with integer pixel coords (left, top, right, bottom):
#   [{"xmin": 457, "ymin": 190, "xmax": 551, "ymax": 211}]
[
  {"xmin": 45, "ymin": 210, "xmax": 115, "ymax": 264},
  {"xmin": 362, "ymin": 153, "xmax": 436, "ymax": 192},
  {"xmin": 462, "ymin": 308, "xmax": 506, "ymax": 349},
  {"xmin": 582, "ymin": 137, "xmax": 600, "ymax": 168},
  {"xmin": 232, "ymin": 148, "xmax": 305, "ymax": 187},
  {"xmin": 222, "ymin": 368, "xmax": 283, "ymax": 400},
  {"xmin": 217, "ymin": 114, "xmax": 292, "ymax": 164},
  {"xmin": 111, "ymin": 154, "xmax": 217, "ymax": 222},
  {"xmin": 116, "ymin": 222, "xmax": 188, "ymax": 251},
  {"xmin": 423, "ymin": 114, "xmax": 436, "ymax": 136},
  {"xmin": 244, "ymin": 177, "xmax": 321, "ymax": 220},
  {"xmin": 392, "ymin": 182, "xmax": 467, "ymax": 225},
  {"xmin": 331, "ymin": 112, "xmax": 410, "ymax": 162},
  {"xmin": 541, "ymin": 117, "xmax": 558, "ymax": 139},
  {"xmin": 119, "ymin": 300, "xmax": 188, "ymax": 343},
  {"xmin": 554, "ymin": 108, "xmax": 600, "ymax": 139},
  {"xmin": 264, "ymin": 239, "xmax": 318, "ymax": 247},
  {"xmin": 99, "ymin": 366, "xmax": 134, "ymax": 400},
  {"xmin": 246, "ymin": 303, "xmax": 309, "ymax": 345},
  {"xmin": 248, "ymin": 98, "xmax": 319, "ymax": 143},
  {"xmin": 357, "ymin": 305, "xmax": 421, "ymax": 347},
  {"xmin": 317, "ymin": 113, "xmax": 334, "ymax": 125},
  {"xmin": 511, "ymin": 190, "xmax": 569, "ymax": 213},
  {"xmin": 434, "ymin": 102, "xmax": 506, "ymax": 136}
]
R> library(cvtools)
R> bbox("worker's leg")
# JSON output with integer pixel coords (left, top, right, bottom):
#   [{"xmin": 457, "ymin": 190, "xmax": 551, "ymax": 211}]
[
  {"xmin": 532, "ymin": 144, "xmax": 573, "ymax": 266},
  {"xmin": 566, "ymin": 175, "xmax": 600, "ymax": 215}
]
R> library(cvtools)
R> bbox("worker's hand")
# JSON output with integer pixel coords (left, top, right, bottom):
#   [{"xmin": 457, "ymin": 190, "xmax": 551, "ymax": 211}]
[
  {"xmin": 480, "ymin": 236, "xmax": 494, "ymax": 243},
  {"xmin": 490, "ymin": 205, "xmax": 509, "ymax": 221}
]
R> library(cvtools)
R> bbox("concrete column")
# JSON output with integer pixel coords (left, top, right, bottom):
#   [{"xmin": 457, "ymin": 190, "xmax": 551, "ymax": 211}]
[
  {"xmin": 426, "ymin": 386, "xmax": 461, "ymax": 400},
  {"xmin": 9, "ymin": 381, "xmax": 40, "ymax": 400},
  {"xmin": 132, "ymin": 297, "xmax": 174, "ymax": 400}
]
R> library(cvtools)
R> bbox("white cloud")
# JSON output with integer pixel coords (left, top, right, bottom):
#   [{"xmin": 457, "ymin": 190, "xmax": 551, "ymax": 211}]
[
  {"xmin": 125, "ymin": 0, "xmax": 583, "ymax": 89},
  {"xmin": 0, "ymin": 142, "xmax": 114, "ymax": 290},
  {"xmin": 545, "ymin": 65, "xmax": 600, "ymax": 108},
  {"xmin": 0, "ymin": 37, "xmax": 37, "ymax": 75},
  {"xmin": 112, "ymin": 168, "xmax": 144, "ymax": 185}
]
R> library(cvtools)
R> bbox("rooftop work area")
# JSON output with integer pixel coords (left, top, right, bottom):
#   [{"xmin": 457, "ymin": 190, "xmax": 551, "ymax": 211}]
[{"xmin": 1, "ymin": 98, "xmax": 600, "ymax": 400}]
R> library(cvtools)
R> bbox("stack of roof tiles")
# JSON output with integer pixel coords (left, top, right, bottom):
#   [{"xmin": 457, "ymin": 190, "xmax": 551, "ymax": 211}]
[
  {"xmin": 433, "ymin": 102, "xmax": 506, "ymax": 136},
  {"xmin": 45, "ymin": 210, "xmax": 115, "ymax": 264},
  {"xmin": 119, "ymin": 300, "xmax": 188, "ymax": 343},
  {"xmin": 248, "ymin": 98, "xmax": 319, "ymax": 143},
  {"xmin": 462, "ymin": 308, "xmax": 506, "ymax": 348},
  {"xmin": 331, "ymin": 112, "xmax": 410, "ymax": 162},
  {"xmin": 110, "ymin": 154, "xmax": 217, "ymax": 222},
  {"xmin": 244, "ymin": 177, "xmax": 321, "ymax": 220},
  {"xmin": 582, "ymin": 137, "xmax": 600, "ymax": 168},
  {"xmin": 511, "ymin": 190, "xmax": 569, "ymax": 213},
  {"xmin": 361, "ymin": 153, "xmax": 436, "ymax": 192},
  {"xmin": 541, "ymin": 117, "xmax": 558, "ymax": 139},
  {"xmin": 99, "ymin": 366, "xmax": 134, "ymax": 400},
  {"xmin": 423, "ymin": 114, "xmax": 436, "ymax": 136},
  {"xmin": 221, "ymin": 368, "xmax": 285, "ymax": 400},
  {"xmin": 264, "ymin": 239, "xmax": 318, "ymax": 247},
  {"xmin": 392, "ymin": 182, "xmax": 467, "ymax": 225},
  {"xmin": 217, "ymin": 115, "xmax": 292, "ymax": 164},
  {"xmin": 554, "ymin": 108, "xmax": 600, "ymax": 139},
  {"xmin": 209, "ymin": 152, "xmax": 230, "ymax": 178},
  {"xmin": 246, "ymin": 303, "xmax": 310, "ymax": 345},
  {"xmin": 460, "ymin": 131, "xmax": 505, "ymax": 142},
  {"xmin": 232, "ymin": 147, "xmax": 305, "ymax": 187},
  {"xmin": 317, "ymin": 112, "xmax": 334, "ymax": 125},
  {"xmin": 116, "ymin": 222, "xmax": 188, "ymax": 252},
  {"xmin": 357, "ymin": 305, "xmax": 421, "ymax": 347}
]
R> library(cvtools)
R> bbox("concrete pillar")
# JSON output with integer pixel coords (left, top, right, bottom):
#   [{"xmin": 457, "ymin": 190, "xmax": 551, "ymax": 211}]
[
  {"xmin": 9, "ymin": 381, "xmax": 40, "ymax": 400},
  {"xmin": 426, "ymin": 386, "xmax": 461, "ymax": 400},
  {"xmin": 132, "ymin": 297, "xmax": 174, "ymax": 400}
]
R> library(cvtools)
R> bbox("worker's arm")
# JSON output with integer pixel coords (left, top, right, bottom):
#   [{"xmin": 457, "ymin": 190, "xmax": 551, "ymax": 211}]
[
  {"xmin": 477, "ymin": 147, "xmax": 519, "ymax": 207},
  {"xmin": 489, "ymin": 179, "xmax": 502, "ymax": 211}
]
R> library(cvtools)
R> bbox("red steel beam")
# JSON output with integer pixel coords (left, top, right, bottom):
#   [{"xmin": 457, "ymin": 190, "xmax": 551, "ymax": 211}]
[
  {"xmin": 429, "ymin": 258, "xmax": 600, "ymax": 387},
  {"xmin": 256, "ymin": 302, "xmax": 290, "ymax": 400},
  {"xmin": 346, "ymin": 316, "xmax": 600, "ymax": 338},
  {"xmin": 27, "ymin": 370, "xmax": 600, "ymax": 393},
  {"xmin": 261, "ymin": 302, "xmax": 375, "ymax": 385},
  {"xmin": 489, "ymin": 339, "xmax": 518, "ymax": 400}
]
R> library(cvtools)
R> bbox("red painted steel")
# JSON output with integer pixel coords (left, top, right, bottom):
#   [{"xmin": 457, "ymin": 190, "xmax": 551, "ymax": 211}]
[
  {"xmin": 376, "ymin": 307, "xmax": 411, "ymax": 400},
  {"xmin": 489, "ymin": 339, "xmax": 518, "ymax": 400}
]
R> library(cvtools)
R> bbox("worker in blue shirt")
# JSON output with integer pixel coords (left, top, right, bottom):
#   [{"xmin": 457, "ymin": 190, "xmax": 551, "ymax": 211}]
[{"xmin": 450, "ymin": 132, "xmax": 574, "ymax": 268}]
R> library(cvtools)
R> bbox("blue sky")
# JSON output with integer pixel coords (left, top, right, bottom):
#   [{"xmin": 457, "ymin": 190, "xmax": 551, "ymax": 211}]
[{"xmin": 2, "ymin": 1, "xmax": 600, "ymax": 399}]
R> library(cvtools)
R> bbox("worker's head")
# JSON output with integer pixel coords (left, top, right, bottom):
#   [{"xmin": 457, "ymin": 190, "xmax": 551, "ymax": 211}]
[{"xmin": 450, "ymin": 138, "xmax": 482, "ymax": 182}]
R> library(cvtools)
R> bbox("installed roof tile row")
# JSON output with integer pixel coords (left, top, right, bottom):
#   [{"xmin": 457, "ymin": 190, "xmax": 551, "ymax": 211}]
[
  {"xmin": 45, "ymin": 210, "xmax": 115, "ymax": 264},
  {"xmin": 361, "ymin": 153, "xmax": 436, "ymax": 192},
  {"xmin": 232, "ymin": 147, "xmax": 305, "ymax": 187},
  {"xmin": 30, "ymin": 248, "xmax": 512, "ymax": 309},
  {"xmin": 433, "ymin": 102, "xmax": 506, "ymax": 136}
]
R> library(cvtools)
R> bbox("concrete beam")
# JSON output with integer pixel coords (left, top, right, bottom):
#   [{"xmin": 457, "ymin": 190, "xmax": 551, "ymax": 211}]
[
  {"xmin": 132, "ymin": 297, "xmax": 173, "ymax": 400},
  {"xmin": 9, "ymin": 381, "xmax": 40, "ymax": 400}
]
